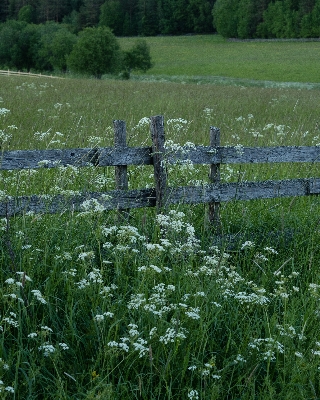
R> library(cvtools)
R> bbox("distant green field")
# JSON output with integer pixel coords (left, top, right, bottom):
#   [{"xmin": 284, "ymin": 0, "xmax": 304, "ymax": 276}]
[{"xmin": 119, "ymin": 35, "xmax": 320, "ymax": 84}]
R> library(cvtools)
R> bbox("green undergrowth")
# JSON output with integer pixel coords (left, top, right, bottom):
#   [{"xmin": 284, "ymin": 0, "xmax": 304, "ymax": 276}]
[
  {"xmin": 1, "ymin": 76, "xmax": 320, "ymax": 398},
  {"xmin": 2, "ymin": 202, "xmax": 320, "ymax": 399}
]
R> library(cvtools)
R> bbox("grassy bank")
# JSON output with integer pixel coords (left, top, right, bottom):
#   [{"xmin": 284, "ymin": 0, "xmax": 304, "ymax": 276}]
[
  {"xmin": 1, "ymin": 76, "xmax": 320, "ymax": 399},
  {"xmin": 119, "ymin": 35, "xmax": 320, "ymax": 84}
]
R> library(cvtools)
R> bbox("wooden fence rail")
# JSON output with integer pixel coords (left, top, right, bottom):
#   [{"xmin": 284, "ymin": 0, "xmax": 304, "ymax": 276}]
[
  {"xmin": 0, "ymin": 69, "xmax": 63, "ymax": 79},
  {"xmin": 1, "ymin": 115, "xmax": 320, "ymax": 227}
]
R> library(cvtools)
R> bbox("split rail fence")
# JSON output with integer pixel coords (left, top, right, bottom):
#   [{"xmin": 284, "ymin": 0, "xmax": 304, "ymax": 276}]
[
  {"xmin": 0, "ymin": 69, "xmax": 63, "ymax": 79},
  {"xmin": 1, "ymin": 115, "xmax": 320, "ymax": 228}
]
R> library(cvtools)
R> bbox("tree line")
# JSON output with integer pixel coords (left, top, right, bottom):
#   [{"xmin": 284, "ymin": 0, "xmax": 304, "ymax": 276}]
[
  {"xmin": 213, "ymin": 0, "xmax": 320, "ymax": 39},
  {"xmin": 1, "ymin": 0, "xmax": 320, "ymax": 38},
  {"xmin": 0, "ymin": 21, "xmax": 152, "ymax": 78},
  {"xmin": 0, "ymin": 0, "xmax": 215, "ymax": 36}
]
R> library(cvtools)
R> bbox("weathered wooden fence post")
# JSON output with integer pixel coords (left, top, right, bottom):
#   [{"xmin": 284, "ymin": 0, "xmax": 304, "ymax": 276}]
[
  {"xmin": 113, "ymin": 120, "xmax": 129, "ymax": 220},
  {"xmin": 208, "ymin": 126, "xmax": 221, "ymax": 232},
  {"xmin": 150, "ymin": 115, "xmax": 168, "ymax": 211}
]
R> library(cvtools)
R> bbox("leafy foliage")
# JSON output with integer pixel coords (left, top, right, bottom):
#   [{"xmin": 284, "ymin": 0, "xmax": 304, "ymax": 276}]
[
  {"xmin": 0, "ymin": 21, "xmax": 153, "ymax": 78},
  {"xmin": 67, "ymin": 26, "xmax": 122, "ymax": 78},
  {"xmin": 122, "ymin": 39, "xmax": 153, "ymax": 78}
]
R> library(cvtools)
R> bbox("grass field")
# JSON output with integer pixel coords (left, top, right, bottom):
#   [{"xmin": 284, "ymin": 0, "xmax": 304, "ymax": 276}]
[
  {"xmin": 1, "ymin": 41, "xmax": 320, "ymax": 398},
  {"xmin": 119, "ymin": 35, "xmax": 320, "ymax": 86}
]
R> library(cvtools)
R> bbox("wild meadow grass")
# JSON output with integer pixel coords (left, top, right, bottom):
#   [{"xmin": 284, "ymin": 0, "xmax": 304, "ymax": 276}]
[
  {"xmin": 1, "ymin": 76, "xmax": 320, "ymax": 398},
  {"xmin": 119, "ymin": 35, "xmax": 320, "ymax": 85}
]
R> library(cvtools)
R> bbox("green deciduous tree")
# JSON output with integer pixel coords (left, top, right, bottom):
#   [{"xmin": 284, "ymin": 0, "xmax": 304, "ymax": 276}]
[
  {"xmin": 67, "ymin": 26, "xmax": 122, "ymax": 78},
  {"xmin": 257, "ymin": 0, "xmax": 300, "ymax": 38},
  {"xmin": 212, "ymin": 0, "xmax": 239, "ymax": 38},
  {"xmin": 122, "ymin": 38, "xmax": 153, "ymax": 78},
  {"xmin": 49, "ymin": 27, "xmax": 77, "ymax": 71},
  {"xmin": 18, "ymin": 5, "xmax": 36, "ymax": 23},
  {"xmin": 0, "ymin": 20, "xmax": 39, "ymax": 71},
  {"xmin": 34, "ymin": 22, "xmax": 63, "ymax": 70}
]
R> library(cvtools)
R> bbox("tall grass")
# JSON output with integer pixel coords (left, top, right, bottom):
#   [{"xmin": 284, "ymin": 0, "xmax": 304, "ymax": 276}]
[{"xmin": 1, "ymin": 76, "xmax": 320, "ymax": 399}]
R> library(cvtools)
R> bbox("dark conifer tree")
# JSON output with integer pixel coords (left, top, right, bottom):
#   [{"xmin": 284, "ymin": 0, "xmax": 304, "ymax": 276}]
[
  {"xmin": 80, "ymin": 0, "xmax": 104, "ymax": 26},
  {"xmin": 138, "ymin": 0, "xmax": 159, "ymax": 36},
  {"xmin": 0, "ymin": 0, "xmax": 10, "ymax": 22},
  {"xmin": 188, "ymin": 0, "xmax": 214, "ymax": 33}
]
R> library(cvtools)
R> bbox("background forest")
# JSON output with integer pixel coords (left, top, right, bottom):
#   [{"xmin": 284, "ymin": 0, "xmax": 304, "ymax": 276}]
[{"xmin": 0, "ymin": 0, "xmax": 320, "ymax": 39}]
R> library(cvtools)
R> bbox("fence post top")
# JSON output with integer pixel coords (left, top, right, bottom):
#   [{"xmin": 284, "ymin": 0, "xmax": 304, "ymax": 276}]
[{"xmin": 150, "ymin": 115, "xmax": 164, "ymax": 121}]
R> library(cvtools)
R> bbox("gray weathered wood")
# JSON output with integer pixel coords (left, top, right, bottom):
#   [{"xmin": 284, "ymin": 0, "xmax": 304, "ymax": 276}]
[
  {"xmin": 2, "ymin": 178, "xmax": 318, "ymax": 217},
  {"xmin": 208, "ymin": 127, "xmax": 221, "ymax": 231},
  {"xmin": 0, "ymin": 189, "xmax": 156, "ymax": 217},
  {"xmin": 0, "ymin": 147, "xmax": 153, "ymax": 170},
  {"xmin": 114, "ymin": 120, "xmax": 129, "ymax": 190},
  {"xmin": 164, "ymin": 145, "xmax": 320, "ymax": 165},
  {"xmin": 2, "ymin": 145, "xmax": 320, "ymax": 171},
  {"xmin": 2, "ymin": 114, "xmax": 320, "ymax": 219},
  {"xmin": 150, "ymin": 115, "xmax": 168, "ymax": 210},
  {"xmin": 114, "ymin": 120, "xmax": 129, "ymax": 220},
  {"xmin": 165, "ymin": 178, "xmax": 319, "ymax": 204}
]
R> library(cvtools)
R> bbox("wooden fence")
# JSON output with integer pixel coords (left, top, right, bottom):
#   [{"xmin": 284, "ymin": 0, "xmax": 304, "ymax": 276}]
[
  {"xmin": 0, "ymin": 69, "xmax": 63, "ymax": 79},
  {"xmin": 1, "ymin": 115, "xmax": 320, "ymax": 228}
]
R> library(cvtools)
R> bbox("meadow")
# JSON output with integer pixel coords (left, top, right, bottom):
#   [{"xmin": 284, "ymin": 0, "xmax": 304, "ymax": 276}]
[
  {"xmin": 1, "ymin": 43, "xmax": 320, "ymax": 398},
  {"xmin": 119, "ymin": 35, "xmax": 320, "ymax": 86}
]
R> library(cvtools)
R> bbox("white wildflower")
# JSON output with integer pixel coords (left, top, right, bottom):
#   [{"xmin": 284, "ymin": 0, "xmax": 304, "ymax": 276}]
[
  {"xmin": 59, "ymin": 343, "xmax": 69, "ymax": 350},
  {"xmin": 38, "ymin": 343, "xmax": 56, "ymax": 357},
  {"xmin": 31, "ymin": 290, "xmax": 47, "ymax": 304},
  {"xmin": 188, "ymin": 389, "xmax": 199, "ymax": 399},
  {"xmin": 241, "ymin": 241, "xmax": 255, "ymax": 250}
]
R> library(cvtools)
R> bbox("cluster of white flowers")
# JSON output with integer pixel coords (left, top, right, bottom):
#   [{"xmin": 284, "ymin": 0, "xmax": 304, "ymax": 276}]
[
  {"xmin": 102, "ymin": 224, "xmax": 145, "ymax": 245},
  {"xmin": 241, "ymin": 240, "xmax": 255, "ymax": 250},
  {"xmin": 59, "ymin": 343, "xmax": 69, "ymax": 350},
  {"xmin": 248, "ymin": 337, "xmax": 284, "ymax": 361},
  {"xmin": 99, "ymin": 284, "xmax": 118, "ymax": 298},
  {"xmin": 156, "ymin": 210, "xmax": 200, "ymax": 255},
  {"xmin": 31, "ymin": 289, "xmax": 47, "ymax": 304},
  {"xmin": 188, "ymin": 389, "xmax": 199, "ymax": 399},
  {"xmin": 0, "ymin": 381, "xmax": 14, "ymax": 394},
  {"xmin": 94, "ymin": 312, "xmax": 114, "ymax": 322},
  {"xmin": 132, "ymin": 338, "xmax": 149, "ymax": 358},
  {"xmin": 134, "ymin": 117, "xmax": 150, "ymax": 129},
  {"xmin": 276, "ymin": 323, "xmax": 305, "ymax": 340},
  {"xmin": 107, "ymin": 339, "xmax": 130, "ymax": 352},
  {"xmin": 108, "ymin": 324, "xmax": 150, "ymax": 357},
  {"xmin": 76, "ymin": 268, "xmax": 103, "ymax": 288},
  {"xmin": 2, "ymin": 316, "xmax": 19, "ymax": 328},
  {"xmin": 79, "ymin": 198, "xmax": 106, "ymax": 214},
  {"xmin": 0, "ymin": 108, "xmax": 10, "ymax": 116},
  {"xmin": 38, "ymin": 343, "xmax": 56, "ymax": 357},
  {"xmin": 185, "ymin": 307, "xmax": 201, "ymax": 320},
  {"xmin": 234, "ymin": 354, "xmax": 246, "ymax": 364},
  {"xmin": 159, "ymin": 327, "xmax": 187, "ymax": 344}
]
